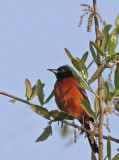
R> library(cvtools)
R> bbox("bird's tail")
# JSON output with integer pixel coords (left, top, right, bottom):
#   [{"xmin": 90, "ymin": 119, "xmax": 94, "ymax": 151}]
[{"xmin": 85, "ymin": 123, "xmax": 98, "ymax": 153}]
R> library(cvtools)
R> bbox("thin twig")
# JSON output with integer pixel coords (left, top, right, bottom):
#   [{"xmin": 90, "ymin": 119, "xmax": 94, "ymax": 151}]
[
  {"xmin": 0, "ymin": 92, "xmax": 33, "ymax": 106},
  {"xmin": 86, "ymin": 60, "xmax": 94, "ymax": 70}
]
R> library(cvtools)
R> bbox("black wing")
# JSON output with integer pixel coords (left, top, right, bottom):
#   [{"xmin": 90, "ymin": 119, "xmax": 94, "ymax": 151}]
[{"xmin": 76, "ymin": 84, "xmax": 94, "ymax": 122}]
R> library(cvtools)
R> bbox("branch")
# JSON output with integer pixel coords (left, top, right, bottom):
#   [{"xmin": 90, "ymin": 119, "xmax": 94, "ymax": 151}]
[
  {"xmin": 0, "ymin": 92, "xmax": 33, "ymax": 106},
  {"xmin": 1, "ymin": 91, "xmax": 119, "ymax": 144},
  {"xmin": 58, "ymin": 120, "xmax": 119, "ymax": 144},
  {"xmin": 93, "ymin": 0, "xmax": 104, "ymax": 159}
]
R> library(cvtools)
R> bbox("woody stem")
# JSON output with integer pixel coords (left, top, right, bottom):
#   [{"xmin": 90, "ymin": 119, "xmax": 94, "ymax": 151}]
[{"xmin": 93, "ymin": 0, "xmax": 104, "ymax": 159}]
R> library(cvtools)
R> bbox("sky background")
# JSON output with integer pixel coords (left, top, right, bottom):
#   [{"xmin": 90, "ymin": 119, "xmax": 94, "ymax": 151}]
[{"xmin": 0, "ymin": 0, "xmax": 119, "ymax": 160}]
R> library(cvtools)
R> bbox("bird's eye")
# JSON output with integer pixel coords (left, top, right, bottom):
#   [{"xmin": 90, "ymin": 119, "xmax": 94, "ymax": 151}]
[{"xmin": 61, "ymin": 69, "xmax": 65, "ymax": 73}]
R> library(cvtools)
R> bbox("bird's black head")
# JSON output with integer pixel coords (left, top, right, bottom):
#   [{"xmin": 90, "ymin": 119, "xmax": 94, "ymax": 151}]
[{"xmin": 48, "ymin": 65, "xmax": 74, "ymax": 81}]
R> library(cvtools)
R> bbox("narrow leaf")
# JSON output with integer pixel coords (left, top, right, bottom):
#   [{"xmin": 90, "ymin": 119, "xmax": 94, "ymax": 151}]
[
  {"xmin": 103, "ymin": 24, "xmax": 112, "ymax": 34},
  {"xmin": 94, "ymin": 90, "xmax": 100, "ymax": 117},
  {"xmin": 71, "ymin": 58, "xmax": 81, "ymax": 71},
  {"xmin": 102, "ymin": 21, "xmax": 106, "ymax": 32},
  {"xmin": 101, "ymin": 33, "xmax": 109, "ymax": 52},
  {"xmin": 50, "ymin": 110, "xmax": 74, "ymax": 120},
  {"xmin": 90, "ymin": 41, "xmax": 106, "ymax": 57},
  {"xmin": 36, "ymin": 79, "xmax": 44, "ymax": 106},
  {"xmin": 35, "ymin": 126, "xmax": 51, "ymax": 142},
  {"xmin": 103, "ymin": 82, "xmax": 109, "ymax": 104},
  {"xmin": 80, "ymin": 51, "xmax": 88, "ymax": 67},
  {"xmin": 65, "ymin": 48, "xmax": 74, "ymax": 60},
  {"xmin": 89, "ymin": 64, "xmax": 104, "ymax": 84},
  {"xmin": 112, "ymin": 154, "xmax": 119, "ymax": 160},
  {"xmin": 65, "ymin": 48, "xmax": 88, "ymax": 79},
  {"xmin": 76, "ymin": 57, "xmax": 88, "ymax": 79},
  {"xmin": 90, "ymin": 42, "xmax": 98, "ymax": 64},
  {"xmin": 67, "ymin": 65, "xmax": 90, "ymax": 90},
  {"xmin": 45, "ymin": 89, "xmax": 54, "ymax": 104},
  {"xmin": 91, "ymin": 151, "xmax": 97, "ymax": 160},
  {"xmin": 79, "ymin": 98, "xmax": 96, "ymax": 119},
  {"xmin": 114, "ymin": 68, "xmax": 119, "ymax": 90},
  {"xmin": 25, "ymin": 79, "xmax": 32, "ymax": 99},
  {"xmin": 29, "ymin": 85, "xmax": 37, "ymax": 100},
  {"xmin": 107, "ymin": 137, "xmax": 111, "ymax": 160},
  {"xmin": 31, "ymin": 105, "xmax": 50, "ymax": 120},
  {"xmin": 108, "ymin": 28, "xmax": 118, "ymax": 55}
]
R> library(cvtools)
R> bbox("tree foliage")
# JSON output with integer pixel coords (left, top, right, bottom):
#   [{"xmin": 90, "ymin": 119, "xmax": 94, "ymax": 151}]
[
  {"xmin": 0, "ymin": 1, "xmax": 119, "ymax": 160},
  {"xmin": 22, "ymin": 12, "xmax": 119, "ymax": 159}
]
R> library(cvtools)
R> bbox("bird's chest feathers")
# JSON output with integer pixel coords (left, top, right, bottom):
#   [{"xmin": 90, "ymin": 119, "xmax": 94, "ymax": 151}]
[
  {"xmin": 54, "ymin": 78, "xmax": 90, "ymax": 120},
  {"xmin": 54, "ymin": 78, "xmax": 79, "ymax": 110}
]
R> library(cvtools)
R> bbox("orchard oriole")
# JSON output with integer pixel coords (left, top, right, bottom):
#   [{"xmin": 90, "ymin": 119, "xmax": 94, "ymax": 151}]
[{"xmin": 48, "ymin": 65, "xmax": 98, "ymax": 153}]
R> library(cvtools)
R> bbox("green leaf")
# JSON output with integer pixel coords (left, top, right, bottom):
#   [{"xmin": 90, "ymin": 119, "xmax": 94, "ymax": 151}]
[
  {"xmin": 107, "ymin": 137, "xmax": 111, "ymax": 160},
  {"xmin": 112, "ymin": 154, "xmax": 119, "ymax": 160},
  {"xmin": 103, "ymin": 82, "xmax": 109, "ymax": 104},
  {"xmin": 108, "ymin": 92, "xmax": 114, "ymax": 101},
  {"xmin": 102, "ymin": 21, "xmax": 106, "ymax": 32},
  {"xmin": 35, "ymin": 126, "xmax": 51, "ymax": 142},
  {"xmin": 91, "ymin": 151, "xmax": 97, "ymax": 160},
  {"xmin": 103, "ymin": 24, "xmax": 112, "ymax": 34},
  {"xmin": 31, "ymin": 105, "xmax": 50, "ymax": 120},
  {"xmin": 36, "ymin": 79, "xmax": 44, "ymax": 106},
  {"xmin": 112, "ymin": 153, "xmax": 119, "ymax": 160},
  {"xmin": 32, "ymin": 84, "xmax": 36, "ymax": 94},
  {"xmin": 90, "ymin": 41, "xmax": 106, "ymax": 57},
  {"xmin": 65, "ymin": 48, "xmax": 74, "ymax": 60},
  {"xmin": 65, "ymin": 48, "xmax": 88, "ymax": 79},
  {"xmin": 66, "ymin": 65, "xmax": 90, "ymax": 90},
  {"xmin": 50, "ymin": 110, "xmax": 74, "ymax": 120},
  {"xmin": 45, "ymin": 89, "xmax": 54, "ymax": 104},
  {"xmin": 108, "ymin": 28, "xmax": 118, "ymax": 55},
  {"xmin": 89, "ymin": 64, "xmax": 104, "ymax": 84},
  {"xmin": 76, "ymin": 57, "xmax": 88, "ymax": 79},
  {"xmin": 94, "ymin": 90, "xmax": 100, "ymax": 117},
  {"xmin": 114, "ymin": 68, "xmax": 119, "ymax": 90},
  {"xmin": 29, "ymin": 85, "xmax": 37, "ymax": 100},
  {"xmin": 80, "ymin": 51, "xmax": 88, "ymax": 67},
  {"xmin": 115, "ymin": 14, "xmax": 119, "ymax": 29},
  {"xmin": 90, "ymin": 42, "xmax": 98, "ymax": 65},
  {"xmin": 101, "ymin": 33, "xmax": 109, "ymax": 52},
  {"xmin": 25, "ymin": 79, "xmax": 32, "ymax": 99},
  {"xmin": 79, "ymin": 98, "xmax": 96, "ymax": 119},
  {"xmin": 72, "ymin": 58, "xmax": 81, "ymax": 71}
]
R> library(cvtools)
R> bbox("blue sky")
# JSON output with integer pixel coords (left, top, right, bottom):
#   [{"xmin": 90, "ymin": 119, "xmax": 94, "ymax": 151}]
[{"xmin": 0, "ymin": 0, "xmax": 119, "ymax": 160}]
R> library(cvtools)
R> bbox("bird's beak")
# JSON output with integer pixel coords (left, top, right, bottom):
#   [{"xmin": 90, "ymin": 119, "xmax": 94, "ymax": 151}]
[{"xmin": 47, "ymin": 69, "xmax": 59, "ymax": 74}]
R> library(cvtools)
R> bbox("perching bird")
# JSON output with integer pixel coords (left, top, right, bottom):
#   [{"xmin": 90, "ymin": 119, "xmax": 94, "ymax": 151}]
[{"xmin": 48, "ymin": 65, "xmax": 98, "ymax": 153}]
